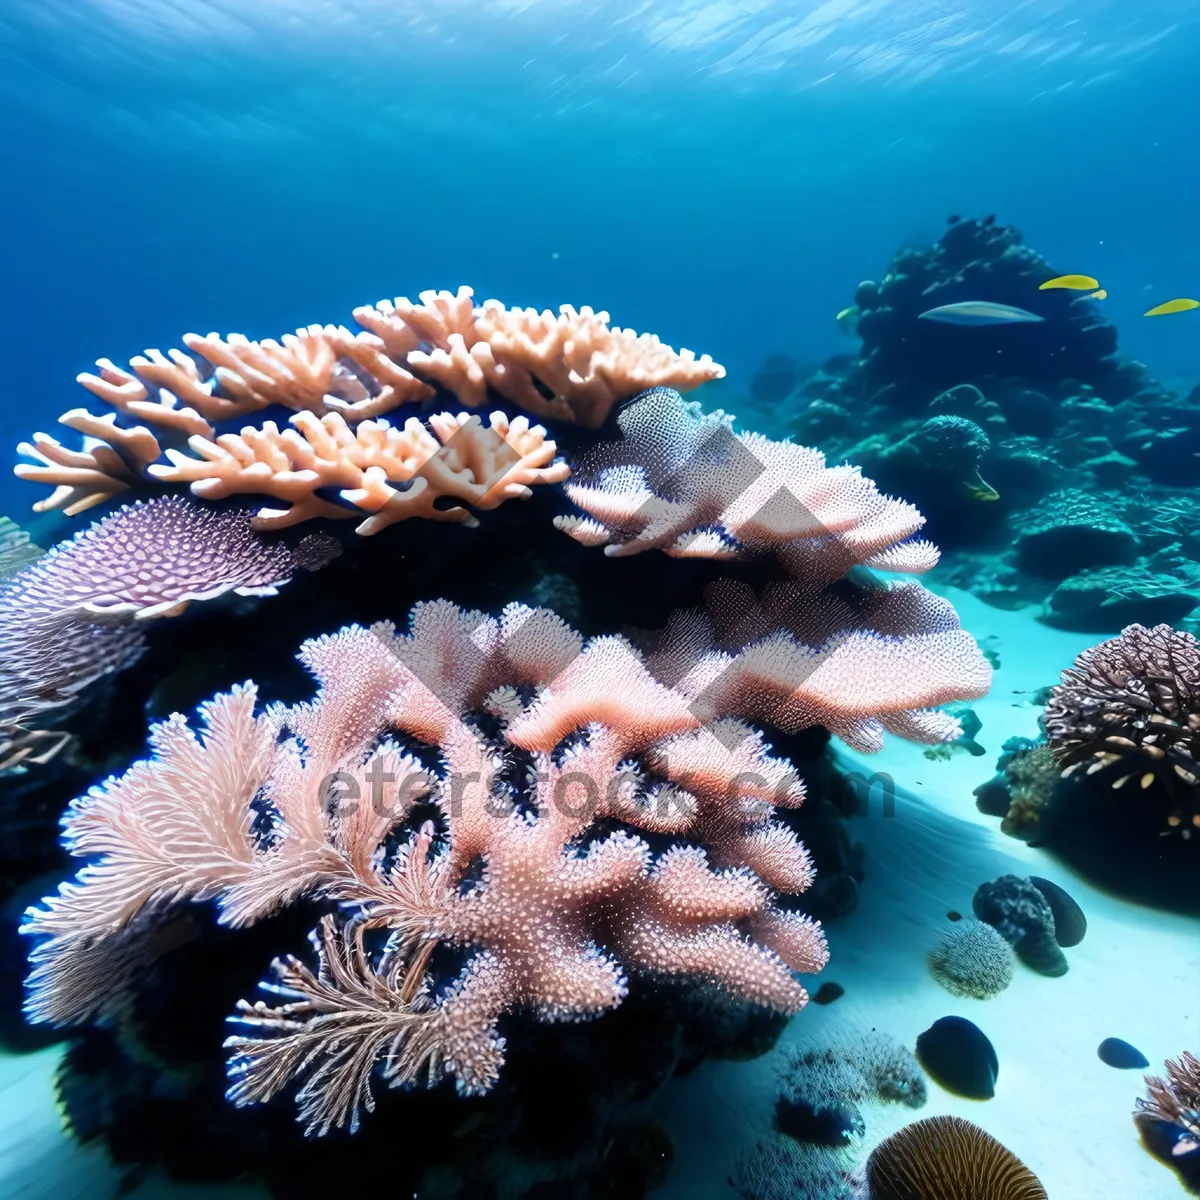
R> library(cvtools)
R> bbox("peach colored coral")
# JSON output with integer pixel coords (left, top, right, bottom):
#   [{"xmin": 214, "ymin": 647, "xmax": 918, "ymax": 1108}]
[
  {"xmin": 24, "ymin": 598, "xmax": 844, "ymax": 1134},
  {"xmin": 556, "ymin": 387, "xmax": 939, "ymax": 580},
  {"xmin": 16, "ymin": 288, "xmax": 722, "ymax": 518},
  {"xmin": 25, "ymin": 579, "xmax": 991, "ymax": 1132},
  {"xmin": 146, "ymin": 409, "xmax": 569, "ymax": 534}
]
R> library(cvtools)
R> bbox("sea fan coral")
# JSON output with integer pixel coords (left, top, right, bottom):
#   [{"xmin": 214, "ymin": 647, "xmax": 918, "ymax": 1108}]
[
  {"xmin": 21, "ymin": 581, "xmax": 988, "ymax": 1135},
  {"xmin": 866, "ymin": 1115, "xmax": 1047, "ymax": 1199},
  {"xmin": 0, "ymin": 496, "xmax": 336, "ymax": 771},
  {"xmin": 555, "ymin": 388, "xmax": 939, "ymax": 579},
  {"xmin": 15, "ymin": 288, "xmax": 721, "ymax": 522},
  {"xmin": 1045, "ymin": 623, "xmax": 1200, "ymax": 837}
]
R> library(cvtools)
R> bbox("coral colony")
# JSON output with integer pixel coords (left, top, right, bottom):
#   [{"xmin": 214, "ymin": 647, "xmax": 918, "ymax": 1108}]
[{"xmin": 6, "ymin": 284, "xmax": 996, "ymax": 1142}]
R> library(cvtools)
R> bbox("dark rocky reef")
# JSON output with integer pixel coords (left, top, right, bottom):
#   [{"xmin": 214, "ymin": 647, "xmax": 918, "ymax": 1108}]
[{"xmin": 755, "ymin": 215, "xmax": 1199, "ymax": 634}]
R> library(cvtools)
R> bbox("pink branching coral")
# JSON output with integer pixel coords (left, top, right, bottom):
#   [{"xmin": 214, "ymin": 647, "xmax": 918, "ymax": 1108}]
[
  {"xmin": 1046, "ymin": 623, "xmax": 1200, "ymax": 837},
  {"xmin": 555, "ymin": 387, "xmax": 939, "ymax": 579},
  {"xmin": 24, "ymin": 577, "xmax": 991, "ymax": 1134},
  {"xmin": 15, "ymin": 289, "xmax": 720, "ymax": 525},
  {"xmin": 0, "ymin": 496, "xmax": 336, "ymax": 771}
]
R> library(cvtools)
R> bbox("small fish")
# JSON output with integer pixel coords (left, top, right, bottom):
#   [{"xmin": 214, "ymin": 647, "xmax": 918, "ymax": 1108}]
[
  {"xmin": 1039, "ymin": 274, "xmax": 1100, "ymax": 291},
  {"xmin": 965, "ymin": 481, "xmax": 1000, "ymax": 502},
  {"xmin": 1086, "ymin": 288, "xmax": 1107, "ymax": 300},
  {"xmin": 918, "ymin": 301, "xmax": 1044, "ymax": 326},
  {"xmin": 1145, "ymin": 297, "xmax": 1200, "ymax": 316},
  {"xmin": 836, "ymin": 305, "xmax": 860, "ymax": 335}
]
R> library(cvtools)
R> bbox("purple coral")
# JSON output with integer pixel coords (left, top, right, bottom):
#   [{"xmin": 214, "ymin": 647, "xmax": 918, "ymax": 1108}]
[{"xmin": 0, "ymin": 496, "xmax": 337, "ymax": 768}]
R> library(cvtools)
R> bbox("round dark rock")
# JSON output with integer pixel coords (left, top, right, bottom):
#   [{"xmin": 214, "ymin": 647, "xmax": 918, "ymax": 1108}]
[
  {"xmin": 1029, "ymin": 876, "xmax": 1087, "ymax": 947},
  {"xmin": 915, "ymin": 1016, "xmax": 998, "ymax": 1100},
  {"xmin": 1138, "ymin": 1118, "xmax": 1200, "ymax": 1189},
  {"xmin": 973, "ymin": 874, "xmax": 1068, "ymax": 977},
  {"xmin": 1097, "ymin": 1038, "xmax": 1149, "ymax": 1070},
  {"xmin": 774, "ymin": 1094, "xmax": 865, "ymax": 1147},
  {"xmin": 811, "ymin": 982, "xmax": 845, "ymax": 1006}
]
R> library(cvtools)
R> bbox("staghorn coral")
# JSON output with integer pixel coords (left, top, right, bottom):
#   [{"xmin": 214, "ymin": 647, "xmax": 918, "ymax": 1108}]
[
  {"xmin": 865, "ymin": 1115, "xmax": 1047, "ymax": 1200},
  {"xmin": 15, "ymin": 288, "xmax": 720, "ymax": 520},
  {"xmin": 357, "ymin": 289, "xmax": 724, "ymax": 429},
  {"xmin": 148, "ymin": 409, "xmax": 570, "ymax": 534},
  {"xmin": 555, "ymin": 388, "xmax": 939, "ymax": 580},
  {"xmin": 0, "ymin": 496, "xmax": 336, "ymax": 772},
  {"xmin": 23, "ymin": 581, "xmax": 989, "ymax": 1136},
  {"xmin": 1045, "ymin": 623, "xmax": 1200, "ymax": 838},
  {"xmin": 926, "ymin": 919, "xmax": 1014, "ymax": 999},
  {"xmin": 21, "ymin": 408, "xmax": 570, "ymax": 536}
]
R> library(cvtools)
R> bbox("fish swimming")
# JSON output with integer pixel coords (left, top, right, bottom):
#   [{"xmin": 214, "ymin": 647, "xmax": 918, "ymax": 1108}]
[
  {"xmin": 1145, "ymin": 298, "xmax": 1200, "ymax": 316},
  {"xmin": 836, "ymin": 305, "xmax": 860, "ymax": 335},
  {"xmin": 1086, "ymin": 288, "xmax": 1107, "ymax": 300},
  {"xmin": 1039, "ymin": 274, "xmax": 1100, "ymax": 291},
  {"xmin": 918, "ymin": 301, "xmax": 1044, "ymax": 326}
]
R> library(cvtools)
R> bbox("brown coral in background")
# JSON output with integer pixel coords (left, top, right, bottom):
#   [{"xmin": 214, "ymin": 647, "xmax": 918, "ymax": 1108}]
[
  {"xmin": 1045, "ymin": 623, "xmax": 1200, "ymax": 837},
  {"xmin": 866, "ymin": 1115, "xmax": 1047, "ymax": 1199},
  {"xmin": 14, "ymin": 287, "xmax": 721, "ymax": 522}
]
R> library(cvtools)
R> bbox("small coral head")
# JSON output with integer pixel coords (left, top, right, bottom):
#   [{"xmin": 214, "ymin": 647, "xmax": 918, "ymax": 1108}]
[{"xmin": 1046, "ymin": 623, "xmax": 1200, "ymax": 837}]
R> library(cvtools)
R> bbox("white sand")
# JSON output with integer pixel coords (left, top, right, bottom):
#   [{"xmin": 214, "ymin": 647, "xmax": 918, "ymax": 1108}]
[
  {"xmin": 3, "ymin": 586, "xmax": 1196, "ymax": 1198},
  {"xmin": 660, "ymin": 585, "xmax": 1199, "ymax": 1198}
]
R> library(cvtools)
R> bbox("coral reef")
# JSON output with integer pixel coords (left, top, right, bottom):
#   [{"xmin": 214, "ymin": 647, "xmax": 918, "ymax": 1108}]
[
  {"xmin": 556, "ymin": 388, "xmax": 939, "ymax": 579},
  {"xmin": 865, "ymin": 1115, "xmax": 1047, "ymax": 1199},
  {"xmin": 776, "ymin": 1031, "xmax": 927, "ymax": 1129},
  {"xmin": 734, "ymin": 1031, "xmax": 925, "ymax": 1200},
  {"xmin": 972, "ymin": 738, "xmax": 1059, "ymax": 842},
  {"xmin": 971, "ymin": 875, "xmax": 1067, "ymax": 977},
  {"xmin": 23, "ymin": 597, "xmax": 887, "ymax": 1133},
  {"xmin": 1012, "ymin": 489, "xmax": 1138, "ymax": 580},
  {"xmin": 765, "ymin": 216, "xmax": 1199, "ymax": 634},
  {"xmin": 1046, "ymin": 623, "xmax": 1200, "ymax": 837},
  {"xmin": 926, "ymin": 919, "xmax": 1014, "ymax": 999},
  {"xmin": 15, "ymin": 289, "xmax": 721, "ymax": 523},
  {"xmin": 731, "ymin": 1134, "xmax": 854, "ymax": 1200},
  {"xmin": 1134, "ymin": 1052, "xmax": 1200, "ymax": 1192},
  {"xmin": 0, "ymin": 496, "xmax": 335, "ymax": 773}
]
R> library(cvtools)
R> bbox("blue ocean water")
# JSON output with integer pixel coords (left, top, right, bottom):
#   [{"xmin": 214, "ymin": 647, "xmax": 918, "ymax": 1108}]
[
  {"xmin": 3, "ymin": 4, "xmax": 1200, "ymax": 1199},
  {"xmin": 2, "ymin": 0, "xmax": 1199, "ymax": 488}
]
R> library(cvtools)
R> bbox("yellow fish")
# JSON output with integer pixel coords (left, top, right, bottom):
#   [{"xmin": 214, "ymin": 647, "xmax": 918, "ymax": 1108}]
[
  {"xmin": 963, "ymin": 471, "xmax": 999, "ymax": 502},
  {"xmin": 1039, "ymin": 274, "xmax": 1100, "ymax": 291},
  {"xmin": 1145, "ymin": 298, "xmax": 1200, "ymax": 316},
  {"xmin": 836, "ymin": 305, "xmax": 860, "ymax": 335},
  {"xmin": 1087, "ymin": 288, "xmax": 1107, "ymax": 300}
]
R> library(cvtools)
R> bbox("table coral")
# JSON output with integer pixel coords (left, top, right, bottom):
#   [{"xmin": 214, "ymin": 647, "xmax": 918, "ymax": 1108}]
[{"xmin": 14, "ymin": 288, "xmax": 721, "ymax": 522}]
